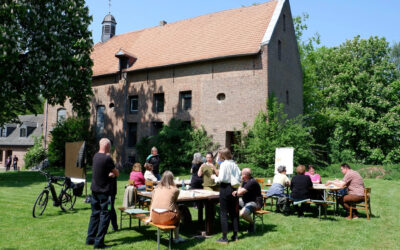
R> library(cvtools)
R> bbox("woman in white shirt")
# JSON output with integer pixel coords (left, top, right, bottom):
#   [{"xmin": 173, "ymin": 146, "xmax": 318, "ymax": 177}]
[
  {"xmin": 144, "ymin": 163, "xmax": 158, "ymax": 182},
  {"xmin": 212, "ymin": 148, "xmax": 240, "ymax": 244}
]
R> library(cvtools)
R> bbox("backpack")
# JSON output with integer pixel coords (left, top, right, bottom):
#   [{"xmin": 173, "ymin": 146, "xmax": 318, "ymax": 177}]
[{"xmin": 276, "ymin": 196, "xmax": 291, "ymax": 215}]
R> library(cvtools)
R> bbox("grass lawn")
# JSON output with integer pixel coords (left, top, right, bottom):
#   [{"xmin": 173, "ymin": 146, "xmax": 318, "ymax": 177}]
[{"xmin": 0, "ymin": 170, "xmax": 399, "ymax": 250}]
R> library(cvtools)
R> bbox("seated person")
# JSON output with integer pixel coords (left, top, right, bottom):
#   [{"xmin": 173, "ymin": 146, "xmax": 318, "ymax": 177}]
[
  {"xmin": 326, "ymin": 163, "xmax": 365, "ymax": 219},
  {"xmin": 144, "ymin": 163, "xmax": 158, "ymax": 182},
  {"xmin": 266, "ymin": 165, "xmax": 290, "ymax": 197},
  {"xmin": 290, "ymin": 165, "xmax": 313, "ymax": 217},
  {"xmin": 129, "ymin": 163, "xmax": 145, "ymax": 190},
  {"xmin": 145, "ymin": 171, "xmax": 185, "ymax": 243},
  {"xmin": 198, "ymin": 152, "xmax": 219, "ymax": 191},
  {"xmin": 305, "ymin": 165, "xmax": 321, "ymax": 184},
  {"xmin": 234, "ymin": 168, "xmax": 263, "ymax": 233}
]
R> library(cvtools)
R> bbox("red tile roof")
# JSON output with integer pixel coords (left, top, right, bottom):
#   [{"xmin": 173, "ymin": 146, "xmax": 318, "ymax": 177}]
[{"xmin": 91, "ymin": 1, "xmax": 278, "ymax": 77}]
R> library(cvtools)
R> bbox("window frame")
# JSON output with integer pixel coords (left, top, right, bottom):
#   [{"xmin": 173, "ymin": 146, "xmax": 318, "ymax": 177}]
[
  {"xmin": 129, "ymin": 95, "xmax": 139, "ymax": 113},
  {"xmin": 127, "ymin": 122, "xmax": 137, "ymax": 148},
  {"xmin": 153, "ymin": 93, "xmax": 165, "ymax": 113},
  {"xmin": 179, "ymin": 91, "xmax": 192, "ymax": 111},
  {"xmin": 57, "ymin": 108, "xmax": 67, "ymax": 123},
  {"xmin": 96, "ymin": 105, "xmax": 106, "ymax": 138}
]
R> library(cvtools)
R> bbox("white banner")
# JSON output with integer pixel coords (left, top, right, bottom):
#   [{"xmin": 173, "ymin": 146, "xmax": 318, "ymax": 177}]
[{"xmin": 274, "ymin": 147, "xmax": 294, "ymax": 175}]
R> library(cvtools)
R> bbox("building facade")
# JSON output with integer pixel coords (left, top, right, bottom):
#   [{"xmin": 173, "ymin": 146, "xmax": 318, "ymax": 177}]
[
  {"xmin": 0, "ymin": 115, "xmax": 43, "ymax": 170},
  {"xmin": 44, "ymin": 0, "xmax": 302, "ymax": 164}
]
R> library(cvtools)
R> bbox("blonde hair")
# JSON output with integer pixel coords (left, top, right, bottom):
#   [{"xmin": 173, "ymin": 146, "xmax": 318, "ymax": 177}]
[
  {"xmin": 219, "ymin": 148, "xmax": 232, "ymax": 160},
  {"xmin": 132, "ymin": 163, "xmax": 142, "ymax": 172},
  {"xmin": 159, "ymin": 171, "xmax": 175, "ymax": 188}
]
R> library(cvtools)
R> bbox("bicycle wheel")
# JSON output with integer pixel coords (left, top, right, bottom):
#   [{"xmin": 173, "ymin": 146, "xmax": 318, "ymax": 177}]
[
  {"xmin": 33, "ymin": 190, "xmax": 49, "ymax": 218},
  {"xmin": 60, "ymin": 187, "xmax": 76, "ymax": 211}
]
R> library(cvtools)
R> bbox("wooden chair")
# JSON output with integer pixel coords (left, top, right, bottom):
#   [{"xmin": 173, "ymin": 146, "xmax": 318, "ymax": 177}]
[
  {"xmin": 255, "ymin": 178, "xmax": 265, "ymax": 185},
  {"xmin": 252, "ymin": 209, "xmax": 270, "ymax": 232},
  {"xmin": 141, "ymin": 180, "xmax": 154, "ymax": 210},
  {"xmin": 349, "ymin": 187, "xmax": 371, "ymax": 220}
]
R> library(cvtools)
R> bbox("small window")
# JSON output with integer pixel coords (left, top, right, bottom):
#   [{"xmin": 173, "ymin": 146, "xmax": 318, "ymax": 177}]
[
  {"xmin": 127, "ymin": 123, "xmax": 137, "ymax": 147},
  {"xmin": 0, "ymin": 127, "xmax": 6, "ymax": 137},
  {"xmin": 104, "ymin": 25, "xmax": 111, "ymax": 34},
  {"xmin": 109, "ymin": 103, "xmax": 115, "ymax": 109},
  {"xmin": 129, "ymin": 96, "xmax": 138, "ymax": 113},
  {"xmin": 96, "ymin": 106, "xmax": 105, "ymax": 138},
  {"xmin": 286, "ymin": 90, "xmax": 289, "ymax": 105},
  {"xmin": 153, "ymin": 93, "xmax": 164, "ymax": 113},
  {"xmin": 57, "ymin": 108, "xmax": 67, "ymax": 123},
  {"xmin": 283, "ymin": 14, "xmax": 286, "ymax": 32},
  {"xmin": 152, "ymin": 122, "xmax": 163, "ymax": 136},
  {"xmin": 217, "ymin": 93, "xmax": 226, "ymax": 101},
  {"xmin": 278, "ymin": 40, "xmax": 282, "ymax": 61},
  {"xmin": 0, "ymin": 150, "xmax": 2, "ymax": 163},
  {"xmin": 20, "ymin": 127, "xmax": 27, "ymax": 137},
  {"xmin": 179, "ymin": 91, "xmax": 192, "ymax": 111}
]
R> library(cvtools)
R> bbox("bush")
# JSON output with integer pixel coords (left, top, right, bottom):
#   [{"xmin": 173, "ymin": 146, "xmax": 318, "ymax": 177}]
[
  {"xmin": 234, "ymin": 96, "xmax": 317, "ymax": 172},
  {"xmin": 24, "ymin": 136, "xmax": 47, "ymax": 169},
  {"xmin": 136, "ymin": 119, "xmax": 218, "ymax": 174},
  {"xmin": 48, "ymin": 117, "xmax": 96, "ymax": 168}
]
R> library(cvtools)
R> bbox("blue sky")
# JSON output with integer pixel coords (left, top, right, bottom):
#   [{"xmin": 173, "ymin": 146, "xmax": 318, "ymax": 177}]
[{"xmin": 85, "ymin": 0, "xmax": 400, "ymax": 47}]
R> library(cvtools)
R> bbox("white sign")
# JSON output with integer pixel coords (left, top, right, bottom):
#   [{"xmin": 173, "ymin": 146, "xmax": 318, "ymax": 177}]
[{"xmin": 274, "ymin": 147, "xmax": 294, "ymax": 175}]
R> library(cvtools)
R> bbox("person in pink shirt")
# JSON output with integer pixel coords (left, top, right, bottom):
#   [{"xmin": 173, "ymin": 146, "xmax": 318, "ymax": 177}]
[
  {"xmin": 305, "ymin": 165, "xmax": 321, "ymax": 184},
  {"xmin": 129, "ymin": 163, "xmax": 145, "ymax": 190}
]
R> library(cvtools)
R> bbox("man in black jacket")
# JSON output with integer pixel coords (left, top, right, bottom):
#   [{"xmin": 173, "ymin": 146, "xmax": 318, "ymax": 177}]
[
  {"xmin": 146, "ymin": 147, "xmax": 161, "ymax": 180},
  {"xmin": 86, "ymin": 138, "xmax": 119, "ymax": 249}
]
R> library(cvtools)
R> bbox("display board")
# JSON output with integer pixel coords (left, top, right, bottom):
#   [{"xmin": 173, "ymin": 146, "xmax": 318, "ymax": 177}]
[
  {"xmin": 65, "ymin": 141, "xmax": 86, "ymax": 180},
  {"xmin": 274, "ymin": 147, "xmax": 294, "ymax": 175}
]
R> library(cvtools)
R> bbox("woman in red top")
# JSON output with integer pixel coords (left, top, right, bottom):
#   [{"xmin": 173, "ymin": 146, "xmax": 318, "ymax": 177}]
[{"xmin": 129, "ymin": 163, "xmax": 145, "ymax": 190}]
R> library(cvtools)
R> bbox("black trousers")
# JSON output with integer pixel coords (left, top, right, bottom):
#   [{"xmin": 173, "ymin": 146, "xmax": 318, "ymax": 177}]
[
  {"xmin": 86, "ymin": 192, "xmax": 111, "ymax": 247},
  {"xmin": 110, "ymin": 195, "xmax": 118, "ymax": 230},
  {"xmin": 219, "ymin": 183, "xmax": 239, "ymax": 235}
]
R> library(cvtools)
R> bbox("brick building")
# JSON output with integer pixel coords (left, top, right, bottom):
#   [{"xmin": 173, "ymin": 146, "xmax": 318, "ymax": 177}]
[
  {"xmin": 0, "ymin": 115, "xmax": 43, "ymax": 170},
  {"xmin": 44, "ymin": 0, "xmax": 302, "ymax": 164}
]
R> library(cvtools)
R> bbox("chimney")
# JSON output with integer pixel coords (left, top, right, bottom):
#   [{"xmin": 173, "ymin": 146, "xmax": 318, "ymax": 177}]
[{"xmin": 159, "ymin": 20, "xmax": 167, "ymax": 26}]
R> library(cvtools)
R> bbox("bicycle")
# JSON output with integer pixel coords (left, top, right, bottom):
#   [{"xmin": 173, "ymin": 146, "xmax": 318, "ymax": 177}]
[{"xmin": 32, "ymin": 170, "xmax": 77, "ymax": 218}]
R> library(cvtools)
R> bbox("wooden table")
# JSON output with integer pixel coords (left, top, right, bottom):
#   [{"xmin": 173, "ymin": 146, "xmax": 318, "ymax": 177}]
[
  {"xmin": 312, "ymin": 184, "xmax": 342, "ymax": 213},
  {"xmin": 137, "ymin": 189, "xmax": 220, "ymax": 235}
]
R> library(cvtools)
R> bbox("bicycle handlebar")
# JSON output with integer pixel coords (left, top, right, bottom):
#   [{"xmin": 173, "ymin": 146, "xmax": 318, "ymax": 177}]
[{"xmin": 39, "ymin": 170, "xmax": 65, "ymax": 183}]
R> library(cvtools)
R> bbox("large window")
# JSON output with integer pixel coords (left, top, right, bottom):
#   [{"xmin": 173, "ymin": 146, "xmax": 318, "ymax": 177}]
[
  {"xmin": 179, "ymin": 91, "xmax": 192, "ymax": 111},
  {"xmin": 152, "ymin": 122, "xmax": 163, "ymax": 136},
  {"xmin": 127, "ymin": 123, "xmax": 137, "ymax": 147},
  {"xmin": 96, "ymin": 106, "xmax": 105, "ymax": 138},
  {"xmin": 57, "ymin": 108, "xmax": 67, "ymax": 123},
  {"xmin": 129, "ymin": 96, "xmax": 138, "ymax": 113},
  {"xmin": 153, "ymin": 93, "xmax": 164, "ymax": 113}
]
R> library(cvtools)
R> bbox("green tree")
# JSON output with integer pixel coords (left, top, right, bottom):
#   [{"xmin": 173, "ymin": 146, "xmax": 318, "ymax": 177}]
[
  {"xmin": 304, "ymin": 36, "xmax": 400, "ymax": 164},
  {"xmin": 0, "ymin": 0, "xmax": 93, "ymax": 126},
  {"xmin": 48, "ymin": 117, "xmax": 96, "ymax": 168},
  {"xmin": 391, "ymin": 42, "xmax": 400, "ymax": 76},
  {"xmin": 24, "ymin": 136, "xmax": 47, "ymax": 169},
  {"xmin": 136, "ymin": 119, "xmax": 218, "ymax": 173},
  {"xmin": 235, "ymin": 96, "xmax": 316, "ymax": 169}
]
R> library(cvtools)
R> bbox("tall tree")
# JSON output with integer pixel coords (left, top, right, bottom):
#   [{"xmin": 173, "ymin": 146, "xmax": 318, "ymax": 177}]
[
  {"xmin": 304, "ymin": 36, "xmax": 400, "ymax": 164},
  {"xmin": 391, "ymin": 42, "xmax": 400, "ymax": 76},
  {"xmin": 0, "ymin": 0, "xmax": 93, "ymax": 125}
]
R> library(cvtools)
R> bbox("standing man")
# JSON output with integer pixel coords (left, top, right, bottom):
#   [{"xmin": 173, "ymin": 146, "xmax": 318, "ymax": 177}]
[
  {"xmin": 234, "ymin": 168, "xmax": 263, "ymax": 233},
  {"xmin": 146, "ymin": 147, "xmax": 161, "ymax": 180},
  {"xmin": 6, "ymin": 155, "xmax": 11, "ymax": 171},
  {"xmin": 326, "ymin": 163, "xmax": 365, "ymax": 219},
  {"xmin": 86, "ymin": 138, "xmax": 119, "ymax": 248},
  {"xmin": 12, "ymin": 155, "xmax": 18, "ymax": 171}
]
